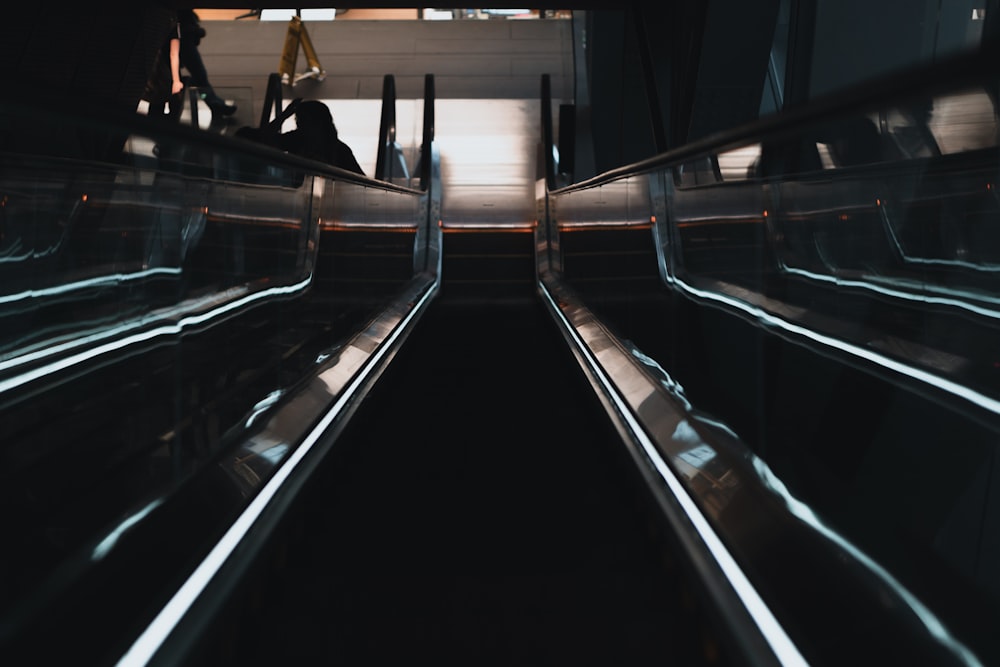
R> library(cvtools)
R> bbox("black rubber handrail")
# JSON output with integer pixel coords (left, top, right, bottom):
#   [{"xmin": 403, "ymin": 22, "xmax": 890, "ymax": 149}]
[
  {"xmin": 540, "ymin": 73, "xmax": 557, "ymax": 190},
  {"xmin": 418, "ymin": 73, "xmax": 435, "ymax": 192},
  {"xmin": 374, "ymin": 73, "xmax": 397, "ymax": 181},
  {"xmin": 258, "ymin": 72, "xmax": 295, "ymax": 136},
  {"xmin": 548, "ymin": 39, "xmax": 1000, "ymax": 195}
]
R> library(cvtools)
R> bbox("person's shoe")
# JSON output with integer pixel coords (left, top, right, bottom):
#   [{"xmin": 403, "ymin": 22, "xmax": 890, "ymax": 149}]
[
  {"xmin": 215, "ymin": 100, "xmax": 238, "ymax": 116},
  {"xmin": 202, "ymin": 92, "xmax": 238, "ymax": 116}
]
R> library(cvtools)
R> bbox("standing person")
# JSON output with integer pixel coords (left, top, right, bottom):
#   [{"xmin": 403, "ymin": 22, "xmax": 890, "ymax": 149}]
[
  {"xmin": 177, "ymin": 9, "xmax": 237, "ymax": 118},
  {"xmin": 280, "ymin": 100, "xmax": 365, "ymax": 176},
  {"xmin": 143, "ymin": 11, "xmax": 183, "ymax": 121}
]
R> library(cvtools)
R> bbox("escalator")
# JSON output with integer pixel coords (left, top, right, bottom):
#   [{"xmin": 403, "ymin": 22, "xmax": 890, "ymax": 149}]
[
  {"xmin": 179, "ymin": 283, "xmax": 734, "ymax": 666},
  {"xmin": 0, "ymin": 78, "xmax": 439, "ymax": 666},
  {"xmin": 6, "ymin": 38, "xmax": 1000, "ymax": 667},
  {"xmin": 2, "ymin": 74, "xmax": 742, "ymax": 667},
  {"xmin": 537, "ymin": 46, "xmax": 1000, "ymax": 667}
]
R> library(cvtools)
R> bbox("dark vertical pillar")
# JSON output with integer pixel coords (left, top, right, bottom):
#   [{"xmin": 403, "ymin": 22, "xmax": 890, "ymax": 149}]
[
  {"xmin": 631, "ymin": 1, "xmax": 710, "ymax": 151},
  {"xmin": 782, "ymin": 0, "xmax": 817, "ymax": 108},
  {"xmin": 631, "ymin": 5, "xmax": 669, "ymax": 154},
  {"xmin": 558, "ymin": 103, "xmax": 576, "ymax": 175},
  {"xmin": 584, "ymin": 9, "xmax": 620, "ymax": 174},
  {"xmin": 684, "ymin": 0, "xmax": 782, "ymax": 142},
  {"xmin": 586, "ymin": 9, "xmax": 657, "ymax": 174},
  {"xmin": 570, "ymin": 10, "xmax": 596, "ymax": 180},
  {"xmin": 983, "ymin": 0, "xmax": 1000, "ymax": 44}
]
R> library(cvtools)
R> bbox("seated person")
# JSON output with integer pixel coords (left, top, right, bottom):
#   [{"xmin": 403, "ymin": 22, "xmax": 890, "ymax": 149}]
[{"xmin": 280, "ymin": 100, "xmax": 365, "ymax": 176}]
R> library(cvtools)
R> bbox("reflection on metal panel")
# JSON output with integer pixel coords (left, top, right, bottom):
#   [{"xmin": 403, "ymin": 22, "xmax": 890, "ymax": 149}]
[
  {"xmin": 552, "ymin": 177, "xmax": 652, "ymax": 228},
  {"xmin": 0, "ymin": 91, "xmax": 438, "ymax": 665},
  {"xmin": 540, "ymin": 67, "xmax": 1000, "ymax": 666}
]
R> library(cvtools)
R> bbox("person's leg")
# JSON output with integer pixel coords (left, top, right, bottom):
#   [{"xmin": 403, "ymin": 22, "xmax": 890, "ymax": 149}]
[
  {"xmin": 167, "ymin": 90, "xmax": 184, "ymax": 122},
  {"xmin": 180, "ymin": 43, "xmax": 237, "ymax": 116},
  {"xmin": 179, "ymin": 41, "xmax": 211, "ymax": 88}
]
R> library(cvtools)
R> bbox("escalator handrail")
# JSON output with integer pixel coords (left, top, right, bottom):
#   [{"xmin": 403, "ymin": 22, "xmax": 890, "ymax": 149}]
[
  {"xmin": 259, "ymin": 72, "xmax": 285, "ymax": 132},
  {"xmin": 0, "ymin": 81, "xmax": 424, "ymax": 196},
  {"xmin": 546, "ymin": 39, "xmax": 1000, "ymax": 195},
  {"xmin": 419, "ymin": 73, "xmax": 436, "ymax": 192},
  {"xmin": 374, "ymin": 73, "xmax": 397, "ymax": 181},
  {"xmin": 541, "ymin": 73, "xmax": 557, "ymax": 190}
]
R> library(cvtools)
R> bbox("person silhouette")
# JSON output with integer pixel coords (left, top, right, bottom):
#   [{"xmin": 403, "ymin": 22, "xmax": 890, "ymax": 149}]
[
  {"xmin": 176, "ymin": 9, "xmax": 237, "ymax": 118},
  {"xmin": 143, "ymin": 12, "xmax": 183, "ymax": 122},
  {"xmin": 280, "ymin": 100, "xmax": 365, "ymax": 176}
]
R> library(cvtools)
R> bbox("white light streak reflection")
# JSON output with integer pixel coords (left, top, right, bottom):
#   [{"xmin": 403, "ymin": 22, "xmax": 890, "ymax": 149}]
[
  {"xmin": 0, "ymin": 277, "xmax": 312, "ymax": 395},
  {"xmin": 0, "ymin": 267, "xmax": 182, "ymax": 305},
  {"xmin": 92, "ymin": 499, "xmax": 164, "ymax": 561},
  {"xmin": 538, "ymin": 282, "xmax": 807, "ymax": 667},
  {"xmin": 540, "ymin": 276, "xmax": 983, "ymax": 666},
  {"xmin": 780, "ymin": 264, "xmax": 1000, "ymax": 320},
  {"xmin": 750, "ymin": 456, "xmax": 983, "ymax": 666},
  {"xmin": 245, "ymin": 390, "xmax": 284, "ymax": 429},
  {"xmin": 114, "ymin": 283, "xmax": 435, "ymax": 667},
  {"xmin": 244, "ymin": 436, "xmax": 289, "ymax": 465},
  {"xmin": 674, "ymin": 276, "xmax": 1000, "ymax": 416},
  {"xmin": 669, "ymin": 275, "xmax": 986, "ymax": 662}
]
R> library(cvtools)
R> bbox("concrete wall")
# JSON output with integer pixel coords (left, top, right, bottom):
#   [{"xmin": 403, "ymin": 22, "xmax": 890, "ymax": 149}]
[{"xmin": 195, "ymin": 17, "xmax": 574, "ymax": 120}]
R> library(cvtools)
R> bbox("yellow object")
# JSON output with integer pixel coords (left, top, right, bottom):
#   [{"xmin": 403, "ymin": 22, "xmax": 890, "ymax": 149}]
[{"xmin": 278, "ymin": 16, "xmax": 325, "ymax": 85}]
